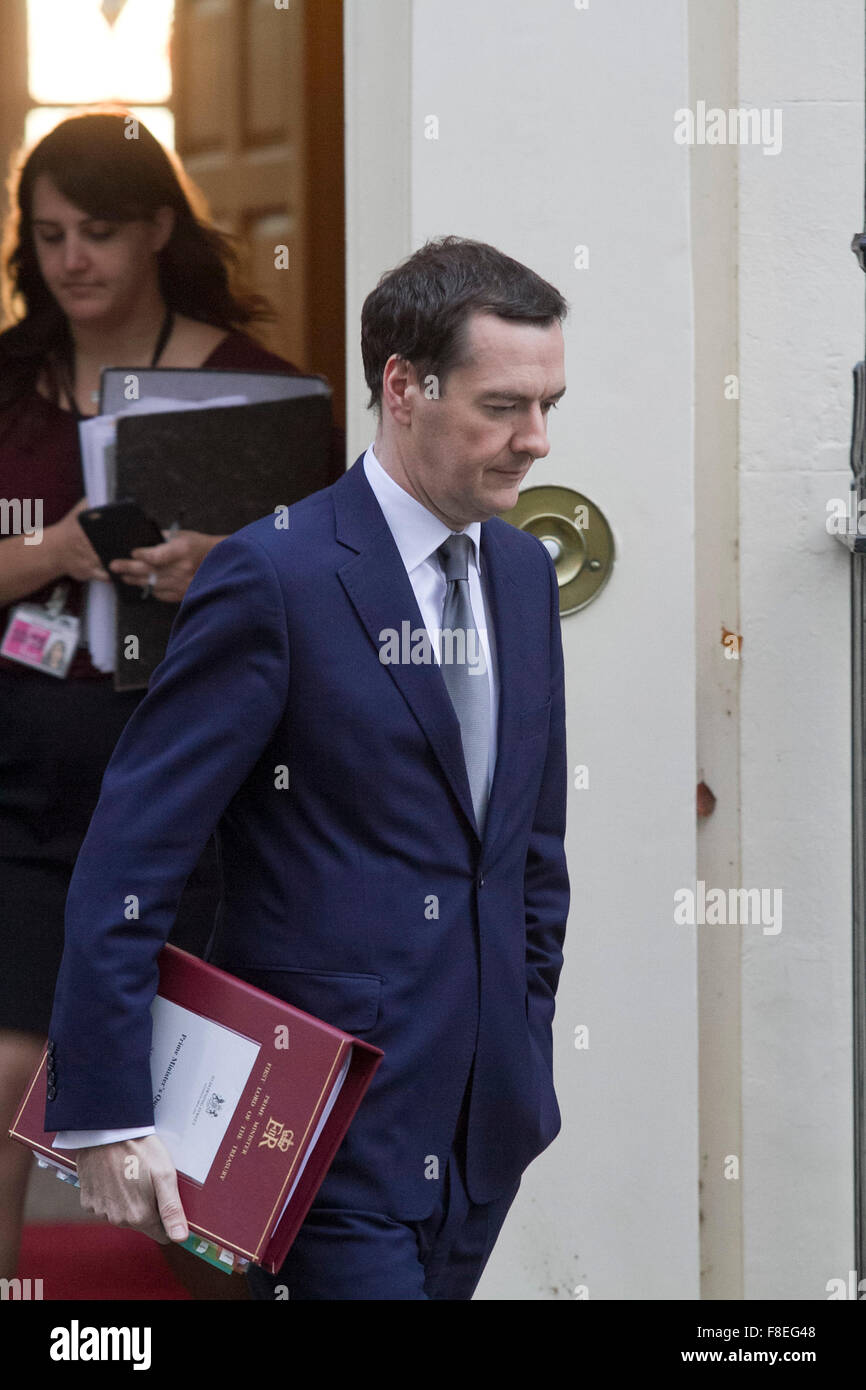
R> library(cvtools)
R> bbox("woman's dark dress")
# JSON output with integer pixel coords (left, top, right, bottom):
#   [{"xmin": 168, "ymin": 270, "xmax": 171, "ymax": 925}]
[{"xmin": 0, "ymin": 331, "xmax": 308, "ymax": 1033}]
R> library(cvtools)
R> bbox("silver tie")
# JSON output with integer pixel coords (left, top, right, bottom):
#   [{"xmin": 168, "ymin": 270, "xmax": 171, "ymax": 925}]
[{"xmin": 437, "ymin": 534, "xmax": 491, "ymax": 833}]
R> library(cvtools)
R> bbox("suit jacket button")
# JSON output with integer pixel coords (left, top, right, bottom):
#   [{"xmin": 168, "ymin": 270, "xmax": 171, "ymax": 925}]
[
  {"xmin": 47, "ymin": 1085, "xmax": 56, "ymax": 1100},
  {"xmin": 47, "ymin": 1067, "xmax": 56, "ymax": 1083},
  {"xmin": 46, "ymin": 1041, "xmax": 56, "ymax": 1056}
]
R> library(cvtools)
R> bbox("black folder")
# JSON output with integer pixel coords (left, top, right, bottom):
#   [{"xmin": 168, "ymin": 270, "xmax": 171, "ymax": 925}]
[{"xmin": 112, "ymin": 394, "xmax": 331, "ymax": 690}]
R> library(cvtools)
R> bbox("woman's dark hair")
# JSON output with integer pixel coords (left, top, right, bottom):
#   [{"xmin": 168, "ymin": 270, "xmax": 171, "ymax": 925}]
[
  {"xmin": 361, "ymin": 236, "xmax": 568, "ymax": 412},
  {"xmin": 0, "ymin": 108, "xmax": 275, "ymax": 407}
]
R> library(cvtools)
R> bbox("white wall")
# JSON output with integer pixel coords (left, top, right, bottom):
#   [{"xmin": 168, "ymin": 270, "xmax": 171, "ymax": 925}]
[
  {"xmin": 689, "ymin": 0, "xmax": 744, "ymax": 1300},
  {"xmin": 344, "ymin": 0, "xmax": 411, "ymax": 452},
  {"xmin": 736, "ymin": 0, "xmax": 861, "ymax": 1299},
  {"xmin": 346, "ymin": 0, "xmax": 700, "ymax": 1299}
]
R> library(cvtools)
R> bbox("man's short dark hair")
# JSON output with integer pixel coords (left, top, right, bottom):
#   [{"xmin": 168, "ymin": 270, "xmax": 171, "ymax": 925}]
[{"xmin": 361, "ymin": 236, "xmax": 568, "ymax": 413}]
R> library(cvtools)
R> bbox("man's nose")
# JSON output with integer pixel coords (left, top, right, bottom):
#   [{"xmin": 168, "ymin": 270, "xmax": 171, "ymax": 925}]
[{"xmin": 513, "ymin": 405, "xmax": 551, "ymax": 461}]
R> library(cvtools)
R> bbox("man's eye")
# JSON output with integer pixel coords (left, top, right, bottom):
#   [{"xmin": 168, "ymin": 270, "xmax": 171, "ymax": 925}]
[
  {"xmin": 37, "ymin": 233, "xmax": 62, "ymax": 245},
  {"xmin": 488, "ymin": 404, "xmax": 516, "ymax": 413},
  {"xmin": 542, "ymin": 400, "xmax": 559, "ymax": 414},
  {"xmin": 87, "ymin": 227, "xmax": 116, "ymax": 240}
]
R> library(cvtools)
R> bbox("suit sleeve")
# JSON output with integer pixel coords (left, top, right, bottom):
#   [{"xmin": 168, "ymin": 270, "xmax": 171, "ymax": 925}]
[
  {"xmin": 524, "ymin": 545, "xmax": 570, "ymax": 1072},
  {"xmin": 45, "ymin": 531, "xmax": 290, "ymax": 1133}
]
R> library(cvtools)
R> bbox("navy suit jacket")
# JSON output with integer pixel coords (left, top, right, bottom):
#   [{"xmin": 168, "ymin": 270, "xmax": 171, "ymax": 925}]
[{"xmin": 45, "ymin": 454, "xmax": 569, "ymax": 1219}]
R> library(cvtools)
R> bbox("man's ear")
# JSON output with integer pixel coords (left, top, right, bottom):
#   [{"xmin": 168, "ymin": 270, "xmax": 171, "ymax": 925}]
[
  {"xmin": 381, "ymin": 355, "xmax": 417, "ymax": 427},
  {"xmin": 150, "ymin": 205, "xmax": 176, "ymax": 255}
]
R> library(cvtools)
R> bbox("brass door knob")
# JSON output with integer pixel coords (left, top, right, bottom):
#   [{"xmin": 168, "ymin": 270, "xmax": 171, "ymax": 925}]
[{"xmin": 499, "ymin": 485, "xmax": 615, "ymax": 614}]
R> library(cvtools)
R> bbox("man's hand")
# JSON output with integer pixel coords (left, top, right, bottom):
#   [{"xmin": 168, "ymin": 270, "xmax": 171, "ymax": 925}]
[{"xmin": 75, "ymin": 1135, "xmax": 189, "ymax": 1246}]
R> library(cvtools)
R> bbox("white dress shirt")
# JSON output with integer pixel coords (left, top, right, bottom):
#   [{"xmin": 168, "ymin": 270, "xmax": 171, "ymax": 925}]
[
  {"xmin": 55, "ymin": 443, "xmax": 499, "ymax": 1151},
  {"xmin": 362, "ymin": 443, "xmax": 499, "ymax": 784}
]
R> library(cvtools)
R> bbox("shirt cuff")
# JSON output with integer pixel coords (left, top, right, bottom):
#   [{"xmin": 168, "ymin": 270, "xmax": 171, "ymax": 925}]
[{"xmin": 53, "ymin": 1126, "xmax": 156, "ymax": 1150}]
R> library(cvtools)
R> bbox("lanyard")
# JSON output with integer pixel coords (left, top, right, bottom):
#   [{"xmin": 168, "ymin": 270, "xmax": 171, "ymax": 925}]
[{"xmin": 60, "ymin": 306, "xmax": 175, "ymax": 422}]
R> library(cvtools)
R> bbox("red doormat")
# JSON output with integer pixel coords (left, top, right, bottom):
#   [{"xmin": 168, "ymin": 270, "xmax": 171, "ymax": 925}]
[{"xmin": 17, "ymin": 1224, "xmax": 192, "ymax": 1301}]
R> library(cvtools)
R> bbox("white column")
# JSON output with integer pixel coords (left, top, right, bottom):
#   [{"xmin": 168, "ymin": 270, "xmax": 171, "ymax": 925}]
[{"xmin": 737, "ymin": 0, "xmax": 861, "ymax": 1299}]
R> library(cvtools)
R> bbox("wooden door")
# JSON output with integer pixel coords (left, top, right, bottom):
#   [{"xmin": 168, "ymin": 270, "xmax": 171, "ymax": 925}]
[
  {"xmin": 172, "ymin": 0, "xmax": 345, "ymax": 426},
  {"xmin": 0, "ymin": 0, "xmax": 29, "ymax": 298}
]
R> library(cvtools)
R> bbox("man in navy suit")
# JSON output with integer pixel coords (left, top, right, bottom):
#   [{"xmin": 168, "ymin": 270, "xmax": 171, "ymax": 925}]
[{"xmin": 45, "ymin": 236, "xmax": 570, "ymax": 1300}]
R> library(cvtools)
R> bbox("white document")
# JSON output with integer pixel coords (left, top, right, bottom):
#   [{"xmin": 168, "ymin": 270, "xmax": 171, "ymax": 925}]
[
  {"xmin": 99, "ymin": 368, "xmax": 331, "ymax": 416},
  {"xmin": 147, "ymin": 997, "xmax": 261, "ymax": 1185},
  {"xmin": 116, "ymin": 394, "xmax": 248, "ymax": 416},
  {"xmin": 77, "ymin": 416, "xmax": 118, "ymax": 672}
]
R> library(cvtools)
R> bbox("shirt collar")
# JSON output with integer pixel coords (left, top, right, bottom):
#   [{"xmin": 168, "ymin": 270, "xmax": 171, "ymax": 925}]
[{"xmin": 363, "ymin": 444, "xmax": 482, "ymax": 575}]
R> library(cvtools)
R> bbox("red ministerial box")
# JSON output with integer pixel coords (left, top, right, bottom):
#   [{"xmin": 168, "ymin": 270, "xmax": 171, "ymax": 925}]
[{"xmin": 9, "ymin": 944, "xmax": 384, "ymax": 1273}]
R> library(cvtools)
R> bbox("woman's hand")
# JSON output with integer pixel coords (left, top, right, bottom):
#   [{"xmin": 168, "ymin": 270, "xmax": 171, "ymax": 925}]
[
  {"xmin": 46, "ymin": 498, "xmax": 111, "ymax": 584},
  {"xmin": 109, "ymin": 530, "xmax": 227, "ymax": 603}
]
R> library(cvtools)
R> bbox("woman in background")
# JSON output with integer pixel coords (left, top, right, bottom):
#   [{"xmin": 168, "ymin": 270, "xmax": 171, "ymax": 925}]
[{"xmin": 0, "ymin": 110, "xmax": 325, "ymax": 1287}]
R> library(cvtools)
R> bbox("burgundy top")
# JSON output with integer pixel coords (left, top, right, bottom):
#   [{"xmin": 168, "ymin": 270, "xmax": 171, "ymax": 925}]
[{"xmin": 0, "ymin": 330, "xmax": 307, "ymax": 681}]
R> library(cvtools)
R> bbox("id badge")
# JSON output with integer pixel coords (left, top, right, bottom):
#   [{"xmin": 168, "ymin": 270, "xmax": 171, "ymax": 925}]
[{"xmin": 1, "ymin": 585, "xmax": 80, "ymax": 679}]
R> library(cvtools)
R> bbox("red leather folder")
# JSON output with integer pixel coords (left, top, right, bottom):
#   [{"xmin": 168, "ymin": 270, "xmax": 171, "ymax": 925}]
[{"xmin": 9, "ymin": 945, "xmax": 384, "ymax": 1273}]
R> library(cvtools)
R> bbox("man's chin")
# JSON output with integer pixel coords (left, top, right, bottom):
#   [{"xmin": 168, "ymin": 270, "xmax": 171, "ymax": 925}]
[{"xmin": 485, "ymin": 475, "xmax": 525, "ymax": 514}]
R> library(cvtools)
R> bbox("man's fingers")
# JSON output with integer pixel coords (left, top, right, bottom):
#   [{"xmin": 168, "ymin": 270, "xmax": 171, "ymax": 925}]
[
  {"xmin": 152, "ymin": 1167, "xmax": 189, "ymax": 1242},
  {"xmin": 75, "ymin": 1138, "xmax": 188, "ymax": 1246},
  {"xmin": 80, "ymin": 1198, "xmax": 169, "ymax": 1243}
]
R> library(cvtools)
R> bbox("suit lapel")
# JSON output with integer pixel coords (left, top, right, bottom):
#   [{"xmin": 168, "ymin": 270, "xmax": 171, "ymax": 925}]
[
  {"xmin": 333, "ymin": 457, "xmax": 534, "ymax": 853},
  {"xmin": 334, "ymin": 458, "xmax": 479, "ymax": 836}
]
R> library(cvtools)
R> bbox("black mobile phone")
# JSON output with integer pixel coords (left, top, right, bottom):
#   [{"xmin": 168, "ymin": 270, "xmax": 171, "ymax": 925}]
[{"xmin": 77, "ymin": 500, "xmax": 166, "ymax": 600}]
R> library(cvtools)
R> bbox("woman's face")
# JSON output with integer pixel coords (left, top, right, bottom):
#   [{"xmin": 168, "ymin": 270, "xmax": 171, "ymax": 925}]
[{"xmin": 29, "ymin": 174, "xmax": 174, "ymax": 327}]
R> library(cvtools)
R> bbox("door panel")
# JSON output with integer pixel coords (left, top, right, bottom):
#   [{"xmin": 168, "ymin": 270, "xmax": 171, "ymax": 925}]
[{"xmin": 173, "ymin": 0, "xmax": 345, "ymax": 425}]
